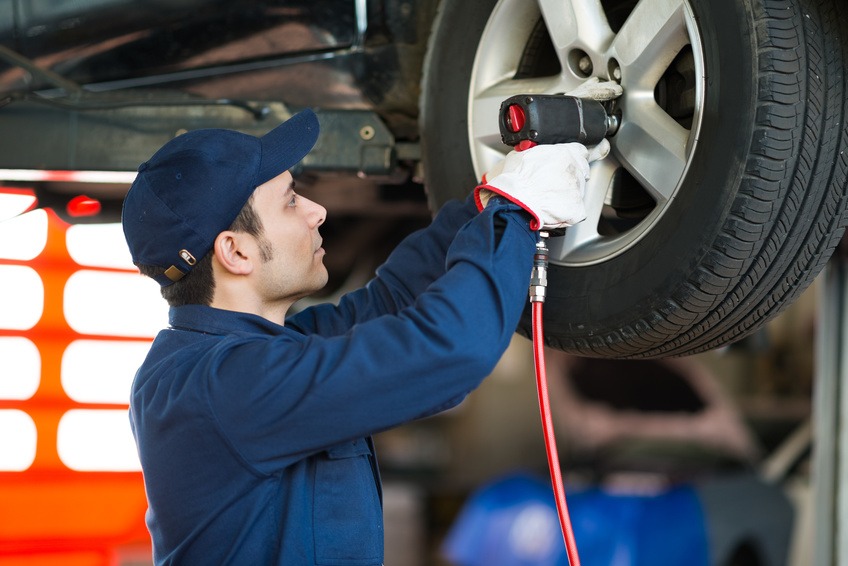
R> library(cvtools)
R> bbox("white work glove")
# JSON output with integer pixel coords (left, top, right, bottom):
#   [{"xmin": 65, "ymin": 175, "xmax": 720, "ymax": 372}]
[
  {"xmin": 564, "ymin": 76, "xmax": 623, "ymax": 100},
  {"xmin": 475, "ymin": 139, "xmax": 610, "ymax": 229}
]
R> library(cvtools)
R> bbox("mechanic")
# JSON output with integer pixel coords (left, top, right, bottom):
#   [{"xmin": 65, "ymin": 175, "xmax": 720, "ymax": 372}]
[{"xmin": 122, "ymin": 87, "xmax": 614, "ymax": 564}]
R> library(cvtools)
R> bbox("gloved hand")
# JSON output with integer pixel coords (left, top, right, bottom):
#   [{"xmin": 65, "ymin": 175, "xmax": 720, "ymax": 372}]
[
  {"xmin": 565, "ymin": 76, "xmax": 623, "ymax": 100},
  {"xmin": 475, "ymin": 139, "xmax": 610, "ymax": 230}
]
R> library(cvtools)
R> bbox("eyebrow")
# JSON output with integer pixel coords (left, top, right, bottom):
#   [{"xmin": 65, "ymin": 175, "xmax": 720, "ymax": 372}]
[{"xmin": 281, "ymin": 180, "xmax": 296, "ymax": 197}]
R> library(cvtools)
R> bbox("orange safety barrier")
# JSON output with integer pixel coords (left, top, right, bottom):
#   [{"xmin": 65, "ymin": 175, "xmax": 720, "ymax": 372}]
[{"xmin": 0, "ymin": 206, "xmax": 152, "ymax": 566}]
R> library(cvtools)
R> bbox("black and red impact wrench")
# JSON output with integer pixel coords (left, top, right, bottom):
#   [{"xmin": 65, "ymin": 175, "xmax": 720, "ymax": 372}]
[{"xmin": 499, "ymin": 94, "xmax": 619, "ymax": 150}]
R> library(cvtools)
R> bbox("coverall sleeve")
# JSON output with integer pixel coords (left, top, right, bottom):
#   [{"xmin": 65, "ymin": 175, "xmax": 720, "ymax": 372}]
[
  {"xmin": 286, "ymin": 195, "xmax": 478, "ymax": 336},
  {"xmin": 204, "ymin": 201, "xmax": 536, "ymax": 473}
]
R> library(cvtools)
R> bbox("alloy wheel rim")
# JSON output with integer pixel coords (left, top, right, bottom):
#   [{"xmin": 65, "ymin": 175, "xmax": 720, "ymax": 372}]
[{"xmin": 468, "ymin": 0, "xmax": 705, "ymax": 266}]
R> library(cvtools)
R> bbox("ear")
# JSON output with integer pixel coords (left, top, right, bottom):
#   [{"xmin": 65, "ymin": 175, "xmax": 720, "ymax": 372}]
[{"xmin": 213, "ymin": 230, "xmax": 254, "ymax": 276}]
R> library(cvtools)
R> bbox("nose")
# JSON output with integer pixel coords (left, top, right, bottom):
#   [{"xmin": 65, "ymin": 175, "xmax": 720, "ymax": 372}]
[{"xmin": 308, "ymin": 198, "xmax": 326, "ymax": 228}]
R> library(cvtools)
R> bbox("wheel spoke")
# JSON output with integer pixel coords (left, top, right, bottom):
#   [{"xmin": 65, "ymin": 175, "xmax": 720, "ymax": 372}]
[
  {"xmin": 615, "ymin": 98, "xmax": 688, "ymax": 203},
  {"xmin": 610, "ymin": 0, "xmax": 689, "ymax": 88},
  {"xmin": 469, "ymin": 0, "xmax": 545, "ymax": 92},
  {"xmin": 551, "ymin": 157, "xmax": 617, "ymax": 260},
  {"xmin": 538, "ymin": 0, "xmax": 614, "ymax": 53}
]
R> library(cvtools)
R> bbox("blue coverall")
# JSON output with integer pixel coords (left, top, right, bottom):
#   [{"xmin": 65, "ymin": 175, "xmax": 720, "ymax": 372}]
[{"xmin": 129, "ymin": 196, "xmax": 535, "ymax": 565}]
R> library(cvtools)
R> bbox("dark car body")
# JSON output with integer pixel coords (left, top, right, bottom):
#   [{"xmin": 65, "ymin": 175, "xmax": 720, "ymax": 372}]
[{"xmin": 0, "ymin": 0, "xmax": 433, "ymax": 221}]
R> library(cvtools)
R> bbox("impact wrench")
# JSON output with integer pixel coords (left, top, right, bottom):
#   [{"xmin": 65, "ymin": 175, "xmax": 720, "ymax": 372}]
[{"xmin": 499, "ymin": 93, "xmax": 619, "ymax": 566}]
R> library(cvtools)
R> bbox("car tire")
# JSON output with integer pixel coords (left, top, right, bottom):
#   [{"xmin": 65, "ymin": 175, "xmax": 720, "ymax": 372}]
[{"xmin": 421, "ymin": 0, "xmax": 848, "ymax": 357}]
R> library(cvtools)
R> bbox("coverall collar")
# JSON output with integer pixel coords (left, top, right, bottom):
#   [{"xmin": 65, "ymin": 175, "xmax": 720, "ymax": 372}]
[{"xmin": 168, "ymin": 304, "xmax": 290, "ymax": 336}]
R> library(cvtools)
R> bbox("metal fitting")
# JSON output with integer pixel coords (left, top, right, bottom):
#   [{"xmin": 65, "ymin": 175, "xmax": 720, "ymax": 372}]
[{"xmin": 529, "ymin": 233, "xmax": 550, "ymax": 303}]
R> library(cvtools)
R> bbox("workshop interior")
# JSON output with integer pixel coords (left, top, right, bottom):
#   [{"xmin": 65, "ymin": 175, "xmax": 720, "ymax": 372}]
[{"xmin": 1, "ymin": 0, "xmax": 846, "ymax": 564}]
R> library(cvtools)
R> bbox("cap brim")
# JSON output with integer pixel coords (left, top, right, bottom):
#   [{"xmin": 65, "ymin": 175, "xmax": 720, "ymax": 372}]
[{"xmin": 257, "ymin": 108, "xmax": 320, "ymax": 185}]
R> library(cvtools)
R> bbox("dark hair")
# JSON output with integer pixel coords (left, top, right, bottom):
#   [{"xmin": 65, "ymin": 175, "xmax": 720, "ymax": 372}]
[{"xmin": 137, "ymin": 192, "xmax": 267, "ymax": 307}]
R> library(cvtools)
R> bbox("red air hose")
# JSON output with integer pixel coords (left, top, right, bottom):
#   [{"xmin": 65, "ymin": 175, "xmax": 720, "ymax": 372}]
[
  {"xmin": 502, "ymin": 132, "xmax": 581, "ymax": 562},
  {"xmin": 530, "ymin": 234, "xmax": 581, "ymax": 565}
]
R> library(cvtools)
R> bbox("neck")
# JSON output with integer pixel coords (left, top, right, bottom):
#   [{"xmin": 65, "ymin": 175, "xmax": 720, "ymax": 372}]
[{"xmin": 210, "ymin": 287, "xmax": 293, "ymax": 325}]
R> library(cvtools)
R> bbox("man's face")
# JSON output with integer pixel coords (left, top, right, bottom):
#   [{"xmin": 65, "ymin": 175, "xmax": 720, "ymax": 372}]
[{"xmin": 249, "ymin": 170, "xmax": 328, "ymax": 304}]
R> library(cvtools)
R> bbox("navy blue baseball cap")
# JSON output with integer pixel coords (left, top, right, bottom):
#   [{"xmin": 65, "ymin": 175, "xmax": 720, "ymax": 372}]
[{"xmin": 122, "ymin": 108, "xmax": 319, "ymax": 286}]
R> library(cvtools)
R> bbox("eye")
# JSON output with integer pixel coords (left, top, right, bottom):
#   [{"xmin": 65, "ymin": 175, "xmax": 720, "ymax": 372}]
[{"xmin": 286, "ymin": 181, "xmax": 298, "ymax": 207}]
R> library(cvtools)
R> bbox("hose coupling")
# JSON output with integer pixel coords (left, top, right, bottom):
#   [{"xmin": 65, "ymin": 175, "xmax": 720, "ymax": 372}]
[{"xmin": 529, "ymin": 232, "xmax": 550, "ymax": 303}]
